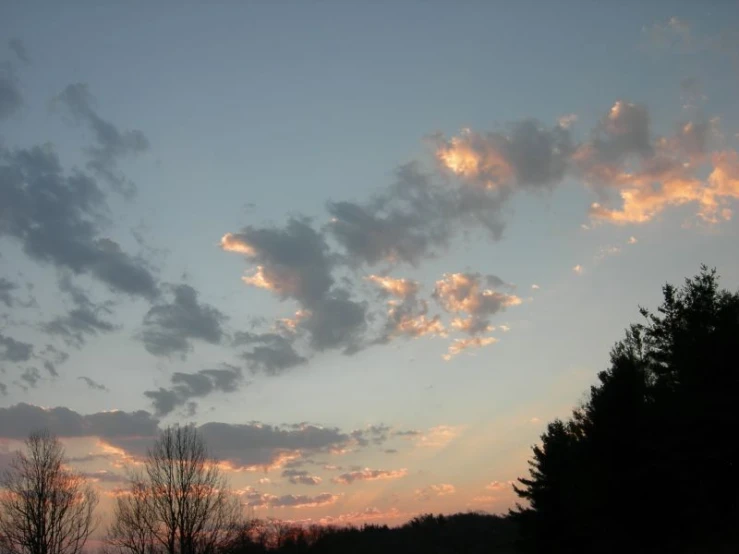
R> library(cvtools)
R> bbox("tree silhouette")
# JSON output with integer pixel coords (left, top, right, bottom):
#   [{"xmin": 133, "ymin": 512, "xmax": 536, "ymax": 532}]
[
  {"xmin": 0, "ymin": 431, "xmax": 98, "ymax": 554},
  {"xmin": 513, "ymin": 266, "xmax": 739, "ymax": 553},
  {"xmin": 107, "ymin": 425, "xmax": 242, "ymax": 554}
]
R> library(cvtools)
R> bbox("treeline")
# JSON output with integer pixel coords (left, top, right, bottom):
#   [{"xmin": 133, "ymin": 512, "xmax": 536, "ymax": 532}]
[
  {"xmin": 1, "ymin": 267, "xmax": 737, "ymax": 554},
  {"xmin": 225, "ymin": 513, "xmax": 518, "ymax": 553}
]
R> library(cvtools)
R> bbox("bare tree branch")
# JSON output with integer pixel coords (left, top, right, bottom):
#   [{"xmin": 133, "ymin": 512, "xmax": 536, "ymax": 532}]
[{"xmin": 0, "ymin": 430, "xmax": 99, "ymax": 554}]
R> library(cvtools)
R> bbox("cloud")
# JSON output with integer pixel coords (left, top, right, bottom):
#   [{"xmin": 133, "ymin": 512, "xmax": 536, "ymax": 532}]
[
  {"xmin": 0, "ymin": 278, "xmax": 18, "ymax": 307},
  {"xmin": 0, "ymin": 333, "xmax": 33, "ymax": 362},
  {"xmin": 415, "ymin": 483, "xmax": 456, "ymax": 501},
  {"xmin": 557, "ymin": 114, "xmax": 578, "ymax": 129},
  {"xmin": 19, "ymin": 367, "xmax": 42, "ymax": 388},
  {"xmin": 628, "ymin": 236, "xmax": 638, "ymax": 244},
  {"xmin": 217, "ymin": 97, "xmax": 739, "ymax": 376},
  {"xmin": 366, "ymin": 274, "xmax": 446, "ymax": 344},
  {"xmin": 244, "ymin": 490, "xmax": 339, "ymax": 509},
  {"xmin": 572, "ymin": 265, "xmax": 583, "ymax": 275},
  {"xmin": 8, "ymin": 39, "xmax": 30, "ymax": 64},
  {"xmin": 0, "ymin": 404, "xmax": 362, "ymax": 477},
  {"xmin": 326, "ymin": 163, "xmax": 463, "ymax": 266},
  {"xmin": 223, "ymin": 219, "xmax": 368, "ymax": 359},
  {"xmin": 435, "ymin": 120, "xmax": 574, "ymax": 191},
  {"xmin": 234, "ymin": 332, "xmax": 307, "ymax": 375},
  {"xmin": 350, "ymin": 424, "xmax": 391, "ymax": 447},
  {"xmin": 56, "ymin": 83, "xmax": 149, "ymax": 198},
  {"xmin": 485, "ymin": 480, "xmax": 514, "ymax": 492},
  {"xmin": 43, "ymin": 276, "xmax": 118, "ymax": 348},
  {"xmin": 366, "ymin": 275, "xmax": 420, "ymax": 299},
  {"xmin": 531, "ymin": 284, "xmax": 540, "ymax": 290},
  {"xmin": 410, "ymin": 425, "xmax": 461, "ymax": 448},
  {"xmin": 443, "ymin": 336, "xmax": 497, "ymax": 360},
  {"xmin": 188, "ymin": 422, "xmax": 354, "ymax": 471},
  {"xmin": 0, "ymin": 404, "xmax": 159, "ymax": 440},
  {"xmin": 139, "ymin": 284, "xmax": 227, "ymax": 358},
  {"xmin": 79, "ymin": 470, "xmax": 127, "ymax": 484},
  {"xmin": 594, "ymin": 245, "xmax": 621, "ymax": 262},
  {"xmin": 144, "ymin": 364, "xmax": 242, "ymax": 416},
  {"xmin": 332, "ymin": 468, "xmax": 407, "ymax": 485},
  {"xmin": 643, "ymin": 16, "xmax": 692, "ymax": 51},
  {"xmin": 0, "ymin": 64, "xmax": 22, "ymax": 120},
  {"xmin": 0, "ymin": 144, "xmax": 158, "ymax": 299},
  {"xmin": 313, "ymin": 507, "xmax": 409, "ymax": 526},
  {"xmin": 433, "ymin": 273, "xmax": 521, "ymax": 336},
  {"xmin": 78, "ymin": 376, "xmax": 108, "ymax": 392},
  {"xmin": 221, "ymin": 219, "xmax": 333, "ymax": 305},
  {"xmin": 573, "ymin": 102, "xmax": 736, "ymax": 225},
  {"xmin": 38, "ymin": 345, "xmax": 68, "ymax": 377},
  {"xmin": 282, "ymin": 469, "xmax": 322, "ymax": 485}
]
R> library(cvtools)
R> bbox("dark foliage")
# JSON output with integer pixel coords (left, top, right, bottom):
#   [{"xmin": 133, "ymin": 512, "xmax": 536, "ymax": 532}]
[
  {"xmin": 513, "ymin": 266, "xmax": 739, "ymax": 553},
  {"xmin": 225, "ymin": 513, "xmax": 518, "ymax": 554}
]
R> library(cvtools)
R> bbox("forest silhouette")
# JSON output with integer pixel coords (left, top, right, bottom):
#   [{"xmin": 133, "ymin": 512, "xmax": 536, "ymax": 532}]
[{"xmin": 2, "ymin": 266, "xmax": 737, "ymax": 554}]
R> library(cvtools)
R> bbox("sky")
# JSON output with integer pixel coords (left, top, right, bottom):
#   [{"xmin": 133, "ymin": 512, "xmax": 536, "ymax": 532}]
[{"xmin": 1, "ymin": 0, "xmax": 739, "ymax": 528}]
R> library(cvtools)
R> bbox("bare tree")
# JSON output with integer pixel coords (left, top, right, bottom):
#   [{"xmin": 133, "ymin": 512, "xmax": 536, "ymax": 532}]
[
  {"xmin": 0, "ymin": 430, "xmax": 98, "ymax": 554},
  {"xmin": 107, "ymin": 426, "xmax": 241, "ymax": 554}
]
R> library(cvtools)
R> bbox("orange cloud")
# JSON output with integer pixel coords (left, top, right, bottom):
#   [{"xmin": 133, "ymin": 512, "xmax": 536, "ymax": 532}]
[
  {"xmin": 332, "ymin": 468, "xmax": 408, "ymax": 485},
  {"xmin": 435, "ymin": 273, "xmax": 520, "ymax": 313},
  {"xmin": 414, "ymin": 425, "xmax": 462, "ymax": 448},
  {"xmin": 485, "ymin": 480, "xmax": 515, "ymax": 492},
  {"xmin": 575, "ymin": 103, "xmax": 738, "ymax": 226},
  {"xmin": 312, "ymin": 507, "xmax": 411, "ymax": 526},
  {"xmin": 450, "ymin": 317, "xmax": 494, "ymax": 334},
  {"xmin": 275, "ymin": 310, "xmax": 310, "ymax": 333},
  {"xmin": 242, "ymin": 265, "xmax": 302, "ymax": 296},
  {"xmin": 220, "ymin": 233, "xmax": 256, "ymax": 256},
  {"xmin": 386, "ymin": 303, "xmax": 446, "ymax": 339},
  {"xmin": 436, "ymin": 128, "xmax": 514, "ymax": 189},
  {"xmin": 366, "ymin": 275, "xmax": 420, "ymax": 298},
  {"xmin": 443, "ymin": 336, "xmax": 497, "ymax": 360},
  {"xmin": 415, "ymin": 483, "xmax": 456, "ymax": 501}
]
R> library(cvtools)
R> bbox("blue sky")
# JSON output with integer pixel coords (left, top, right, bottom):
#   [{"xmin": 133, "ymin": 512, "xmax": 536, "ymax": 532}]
[{"xmin": 1, "ymin": 1, "xmax": 739, "ymax": 525}]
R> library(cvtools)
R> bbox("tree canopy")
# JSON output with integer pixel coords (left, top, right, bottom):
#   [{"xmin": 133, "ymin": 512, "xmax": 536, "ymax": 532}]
[{"xmin": 513, "ymin": 266, "xmax": 739, "ymax": 553}]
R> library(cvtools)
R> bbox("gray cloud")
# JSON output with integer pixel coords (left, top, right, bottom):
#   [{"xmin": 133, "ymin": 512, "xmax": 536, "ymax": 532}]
[
  {"xmin": 0, "ymin": 403, "xmax": 159, "ymax": 440},
  {"xmin": 223, "ymin": 218, "xmax": 369, "ymax": 366},
  {"xmin": 19, "ymin": 367, "xmax": 41, "ymax": 388},
  {"xmin": 139, "ymin": 284, "xmax": 227, "ymax": 358},
  {"xmin": 44, "ymin": 307, "xmax": 117, "ymax": 347},
  {"xmin": 581, "ymin": 101, "xmax": 652, "ymax": 167},
  {"xmin": 8, "ymin": 39, "xmax": 30, "ymax": 64},
  {"xmin": 144, "ymin": 364, "xmax": 242, "ymax": 416},
  {"xmin": 36, "ymin": 345, "xmax": 69, "ymax": 378},
  {"xmin": 106, "ymin": 419, "xmax": 356, "ymax": 470},
  {"xmin": 235, "ymin": 332, "xmax": 307, "ymax": 375},
  {"xmin": 78, "ymin": 376, "xmax": 108, "ymax": 392},
  {"xmin": 224, "ymin": 218, "xmax": 334, "ymax": 305},
  {"xmin": 281, "ymin": 469, "xmax": 322, "ymax": 485},
  {"xmin": 301, "ymin": 293, "xmax": 367, "ymax": 353},
  {"xmin": 0, "ymin": 333, "xmax": 33, "ymax": 362},
  {"xmin": 0, "ymin": 277, "xmax": 18, "ymax": 307},
  {"xmin": 0, "ymin": 64, "xmax": 22, "ymax": 120},
  {"xmin": 0, "ymin": 144, "xmax": 158, "ymax": 299},
  {"xmin": 43, "ymin": 275, "xmax": 118, "ymax": 348},
  {"xmin": 56, "ymin": 83, "xmax": 149, "ymax": 198},
  {"xmin": 0, "ymin": 403, "xmax": 390, "ymax": 479},
  {"xmin": 326, "ymin": 163, "xmax": 461, "ymax": 267}
]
